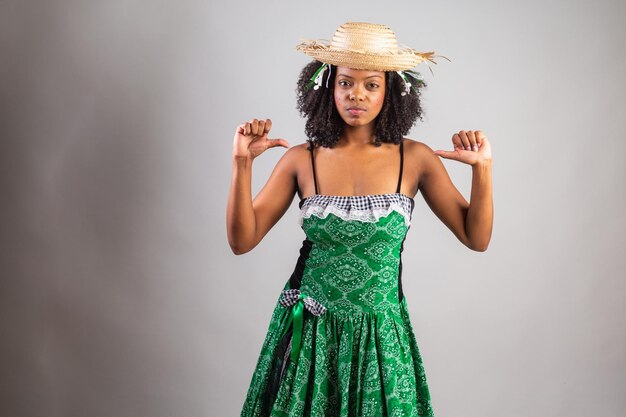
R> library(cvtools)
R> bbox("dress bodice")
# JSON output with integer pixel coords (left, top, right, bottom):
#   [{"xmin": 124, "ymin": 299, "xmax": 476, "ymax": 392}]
[{"xmin": 295, "ymin": 193, "xmax": 414, "ymax": 317}]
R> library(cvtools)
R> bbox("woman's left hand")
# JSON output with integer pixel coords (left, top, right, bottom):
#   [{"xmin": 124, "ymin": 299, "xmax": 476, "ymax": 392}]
[{"xmin": 434, "ymin": 130, "xmax": 492, "ymax": 166}]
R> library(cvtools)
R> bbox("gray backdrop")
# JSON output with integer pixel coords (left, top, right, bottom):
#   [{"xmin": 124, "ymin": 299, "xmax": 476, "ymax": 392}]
[{"xmin": 1, "ymin": 0, "xmax": 625, "ymax": 416}]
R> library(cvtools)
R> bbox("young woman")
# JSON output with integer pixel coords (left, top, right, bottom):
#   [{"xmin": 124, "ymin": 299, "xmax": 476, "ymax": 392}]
[{"xmin": 227, "ymin": 21, "xmax": 493, "ymax": 417}]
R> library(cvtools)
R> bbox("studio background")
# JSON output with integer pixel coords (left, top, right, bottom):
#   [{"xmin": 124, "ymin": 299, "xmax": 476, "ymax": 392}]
[{"xmin": 1, "ymin": 0, "xmax": 624, "ymax": 416}]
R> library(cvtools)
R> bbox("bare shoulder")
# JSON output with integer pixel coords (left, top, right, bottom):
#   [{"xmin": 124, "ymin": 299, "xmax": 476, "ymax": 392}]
[
  {"xmin": 402, "ymin": 138, "xmax": 441, "ymax": 190},
  {"xmin": 397, "ymin": 138, "xmax": 427, "ymax": 195},
  {"xmin": 271, "ymin": 141, "xmax": 310, "ymax": 170},
  {"xmin": 287, "ymin": 142, "xmax": 312, "ymax": 156},
  {"xmin": 403, "ymin": 137, "xmax": 435, "ymax": 159}
]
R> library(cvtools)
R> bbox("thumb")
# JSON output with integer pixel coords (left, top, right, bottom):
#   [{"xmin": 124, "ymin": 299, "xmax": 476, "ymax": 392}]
[
  {"xmin": 267, "ymin": 138, "xmax": 290, "ymax": 149},
  {"xmin": 433, "ymin": 149, "xmax": 459, "ymax": 159}
]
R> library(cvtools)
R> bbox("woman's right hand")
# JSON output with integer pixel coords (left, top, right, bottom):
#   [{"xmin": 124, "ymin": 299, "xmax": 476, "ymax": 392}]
[{"xmin": 232, "ymin": 118, "xmax": 289, "ymax": 161}]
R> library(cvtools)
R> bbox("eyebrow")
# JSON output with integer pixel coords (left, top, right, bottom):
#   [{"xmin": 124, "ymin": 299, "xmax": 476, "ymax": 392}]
[{"xmin": 336, "ymin": 74, "xmax": 383, "ymax": 79}]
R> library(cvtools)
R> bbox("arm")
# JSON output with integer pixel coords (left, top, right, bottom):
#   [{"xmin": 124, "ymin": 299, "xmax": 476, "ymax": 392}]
[
  {"xmin": 226, "ymin": 118, "xmax": 296, "ymax": 255},
  {"xmin": 418, "ymin": 130, "xmax": 493, "ymax": 251}
]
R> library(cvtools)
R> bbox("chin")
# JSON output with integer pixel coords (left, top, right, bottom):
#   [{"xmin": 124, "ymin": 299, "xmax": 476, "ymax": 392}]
[{"xmin": 341, "ymin": 117, "xmax": 373, "ymax": 127}]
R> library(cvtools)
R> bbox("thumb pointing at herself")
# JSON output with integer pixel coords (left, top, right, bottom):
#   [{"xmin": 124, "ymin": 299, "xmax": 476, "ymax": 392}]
[
  {"xmin": 433, "ymin": 146, "xmax": 479, "ymax": 166},
  {"xmin": 434, "ymin": 146, "xmax": 464, "ymax": 159},
  {"xmin": 433, "ymin": 148, "xmax": 455, "ymax": 158}
]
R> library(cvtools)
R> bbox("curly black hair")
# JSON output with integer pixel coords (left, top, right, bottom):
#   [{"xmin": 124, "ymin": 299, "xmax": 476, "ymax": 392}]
[{"xmin": 296, "ymin": 60, "xmax": 427, "ymax": 148}]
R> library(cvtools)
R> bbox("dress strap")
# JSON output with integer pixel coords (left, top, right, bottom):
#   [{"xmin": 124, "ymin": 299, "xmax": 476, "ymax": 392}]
[
  {"xmin": 396, "ymin": 140, "xmax": 404, "ymax": 194},
  {"xmin": 308, "ymin": 143, "xmax": 319, "ymax": 195}
]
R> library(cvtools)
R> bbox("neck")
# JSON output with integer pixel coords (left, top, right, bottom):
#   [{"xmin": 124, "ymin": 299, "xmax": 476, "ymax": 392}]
[{"xmin": 338, "ymin": 123, "xmax": 376, "ymax": 147}]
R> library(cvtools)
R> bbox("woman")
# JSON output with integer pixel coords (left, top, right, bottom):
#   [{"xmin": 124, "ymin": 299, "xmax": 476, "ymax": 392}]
[{"xmin": 227, "ymin": 21, "xmax": 493, "ymax": 417}]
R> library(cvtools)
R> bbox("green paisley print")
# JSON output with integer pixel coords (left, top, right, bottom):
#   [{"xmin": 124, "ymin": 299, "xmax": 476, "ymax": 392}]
[{"xmin": 241, "ymin": 194, "xmax": 434, "ymax": 417}]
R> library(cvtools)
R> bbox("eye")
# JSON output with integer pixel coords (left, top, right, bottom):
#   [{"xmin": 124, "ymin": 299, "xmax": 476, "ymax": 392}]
[
  {"xmin": 368, "ymin": 83, "xmax": 379, "ymax": 88},
  {"xmin": 338, "ymin": 80, "xmax": 350, "ymax": 87}
]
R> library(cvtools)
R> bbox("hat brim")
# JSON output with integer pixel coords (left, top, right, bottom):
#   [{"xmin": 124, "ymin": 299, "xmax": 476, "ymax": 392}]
[{"xmin": 296, "ymin": 44, "xmax": 437, "ymax": 71}]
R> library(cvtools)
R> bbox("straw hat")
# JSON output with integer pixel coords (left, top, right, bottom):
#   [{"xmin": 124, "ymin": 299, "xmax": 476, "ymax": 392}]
[{"xmin": 295, "ymin": 21, "xmax": 447, "ymax": 72}]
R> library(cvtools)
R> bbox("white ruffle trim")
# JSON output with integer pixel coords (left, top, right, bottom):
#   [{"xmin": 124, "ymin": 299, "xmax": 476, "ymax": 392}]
[{"xmin": 299, "ymin": 203, "xmax": 412, "ymax": 227}]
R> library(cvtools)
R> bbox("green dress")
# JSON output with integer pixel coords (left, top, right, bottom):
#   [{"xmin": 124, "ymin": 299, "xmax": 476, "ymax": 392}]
[{"xmin": 241, "ymin": 141, "xmax": 435, "ymax": 417}]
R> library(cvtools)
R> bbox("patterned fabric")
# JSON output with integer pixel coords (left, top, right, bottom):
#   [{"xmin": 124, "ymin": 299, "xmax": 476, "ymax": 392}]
[
  {"xmin": 299, "ymin": 193, "xmax": 414, "ymax": 227},
  {"xmin": 242, "ymin": 193, "xmax": 434, "ymax": 417},
  {"xmin": 279, "ymin": 289, "xmax": 327, "ymax": 316}
]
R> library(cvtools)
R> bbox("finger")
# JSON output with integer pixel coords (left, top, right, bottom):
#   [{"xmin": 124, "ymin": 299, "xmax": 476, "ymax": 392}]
[
  {"xmin": 251, "ymin": 119, "xmax": 259, "ymax": 136},
  {"xmin": 237, "ymin": 124, "xmax": 246, "ymax": 135},
  {"xmin": 243, "ymin": 122, "xmax": 251, "ymax": 136},
  {"xmin": 466, "ymin": 130, "xmax": 478, "ymax": 152},
  {"xmin": 255, "ymin": 119, "xmax": 265, "ymax": 136},
  {"xmin": 267, "ymin": 138, "xmax": 290, "ymax": 148},
  {"xmin": 257, "ymin": 120, "xmax": 266, "ymax": 136},
  {"xmin": 452, "ymin": 133, "xmax": 463, "ymax": 149},
  {"xmin": 459, "ymin": 131, "xmax": 471, "ymax": 150},
  {"xmin": 475, "ymin": 130, "xmax": 485, "ymax": 147},
  {"xmin": 264, "ymin": 118, "xmax": 272, "ymax": 135}
]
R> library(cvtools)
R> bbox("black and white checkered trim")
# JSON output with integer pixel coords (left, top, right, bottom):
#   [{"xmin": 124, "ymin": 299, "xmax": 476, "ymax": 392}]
[
  {"xmin": 299, "ymin": 193, "xmax": 414, "ymax": 226},
  {"xmin": 279, "ymin": 289, "xmax": 326, "ymax": 316}
]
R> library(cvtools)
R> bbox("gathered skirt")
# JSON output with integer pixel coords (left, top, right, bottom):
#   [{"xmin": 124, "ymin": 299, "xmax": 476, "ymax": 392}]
[{"xmin": 240, "ymin": 291, "xmax": 434, "ymax": 417}]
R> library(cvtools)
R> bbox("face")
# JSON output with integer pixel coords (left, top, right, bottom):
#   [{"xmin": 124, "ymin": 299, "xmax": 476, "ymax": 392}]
[{"xmin": 333, "ymin": 66, "xmax": 386, "ymax": 128}]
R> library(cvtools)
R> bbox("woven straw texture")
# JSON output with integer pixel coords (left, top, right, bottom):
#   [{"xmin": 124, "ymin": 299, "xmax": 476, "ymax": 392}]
[{"xmin": 296, "ymin": 21, "xmax": 440, "ymax": 71}]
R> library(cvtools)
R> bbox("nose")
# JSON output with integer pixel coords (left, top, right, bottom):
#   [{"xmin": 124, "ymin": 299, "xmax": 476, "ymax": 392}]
[{"xmin": 349, "ymin": 85, "xmax": 365, "ymax": 101}]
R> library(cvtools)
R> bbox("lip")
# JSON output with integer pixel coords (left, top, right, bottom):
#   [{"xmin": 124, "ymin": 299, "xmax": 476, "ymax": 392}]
[{"xmin": 347, "ymin": 107, "xmax": 366, "ymax": 115}]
